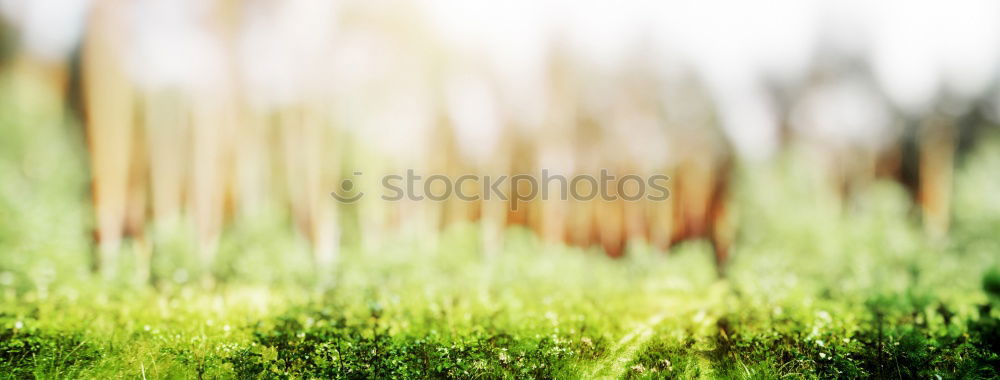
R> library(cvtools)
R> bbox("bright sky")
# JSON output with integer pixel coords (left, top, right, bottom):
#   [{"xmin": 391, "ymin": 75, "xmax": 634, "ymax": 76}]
[
  {"xmin": 4, "ymin": 0, "xmax": 1000, "ymax": 158},
  {"xmin": 424, "ymin": 0, "xmax": 1000, "ymax": 157}
]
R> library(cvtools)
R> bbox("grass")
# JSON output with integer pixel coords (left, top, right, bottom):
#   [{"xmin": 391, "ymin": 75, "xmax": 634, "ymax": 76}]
[
  {"xmin": 1, "ymin": 75, "xmax": 1000, "ymax": 378},
  {"xmin": 1, "ymin": 240, "xmax": 998, "ymax": 379},
  {"xmin": 2, "ymin": 192, "xmax": 999, "ymax": 379}
]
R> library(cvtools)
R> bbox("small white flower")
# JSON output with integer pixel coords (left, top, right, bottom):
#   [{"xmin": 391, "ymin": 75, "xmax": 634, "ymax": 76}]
[
  {"xmin": 223, "ymin": 324, "xmax": 231, "ymax": 332},
  {"xmin": 14, "ymin": 321, "xmax": 23, "ymax": 329},
  {"xmin": 819, "ymin": 352, "xmax": 827, "ymax": 359},
  {"xmin": 144, "ymin": 325, "xmax": 151, "ymax": 331}
]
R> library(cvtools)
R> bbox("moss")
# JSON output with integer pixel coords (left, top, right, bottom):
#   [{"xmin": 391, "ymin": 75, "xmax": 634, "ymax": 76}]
[{"xmin": 0, "ymin": 324, "xmax": 100, "ymax": 379}]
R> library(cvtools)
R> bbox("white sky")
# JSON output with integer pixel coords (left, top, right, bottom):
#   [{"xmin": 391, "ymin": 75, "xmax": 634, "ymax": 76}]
[
  {"xmin": 4, "ymin": 0, "xmax": 999, "ymax": 158},
  {"xmin": 424, "ymin": 0, "xmax": 1000, "ymax": 158}
]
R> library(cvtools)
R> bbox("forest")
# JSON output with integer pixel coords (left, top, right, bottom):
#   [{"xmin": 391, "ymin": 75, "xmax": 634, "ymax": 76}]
[{"xmin": 1, "ymin": 0, "xmax": 1000, "ymax": 378}]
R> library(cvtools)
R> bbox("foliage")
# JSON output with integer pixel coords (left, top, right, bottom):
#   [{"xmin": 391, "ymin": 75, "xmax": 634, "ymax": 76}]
[{"xmin": 2, "ymin": 76, "xmax": 1000, "ymax": 378}]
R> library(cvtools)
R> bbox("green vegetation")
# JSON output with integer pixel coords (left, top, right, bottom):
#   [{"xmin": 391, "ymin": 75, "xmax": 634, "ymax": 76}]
[
  {"xmin": 2, "ymin": 78, "xmax": 1000, "ymax": 378},
  {"xmin": 2, "ymin": 233, "xmax": 999, "ymax": 379}
]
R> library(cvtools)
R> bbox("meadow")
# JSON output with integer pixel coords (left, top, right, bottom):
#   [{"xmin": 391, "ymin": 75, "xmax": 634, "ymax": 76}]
[{"xmin": 2, "ymin": 76, "xmax": 1000, "ymax": 378}]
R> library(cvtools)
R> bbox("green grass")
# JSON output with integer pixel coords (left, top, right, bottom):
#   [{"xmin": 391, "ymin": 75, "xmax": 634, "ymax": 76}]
[
  {"xmin": 2, "ymin": 74, "xmax": 1000, "ymax": 378},
  {"xmin": 2, "ymin": 204, "xmax": 999, "ymax": 379}
]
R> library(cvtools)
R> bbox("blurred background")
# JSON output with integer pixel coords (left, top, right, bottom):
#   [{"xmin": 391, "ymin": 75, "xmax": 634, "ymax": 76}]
[{"xmin": 1, "ymin": 0, "xmax": 999, "ymax": 287}]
